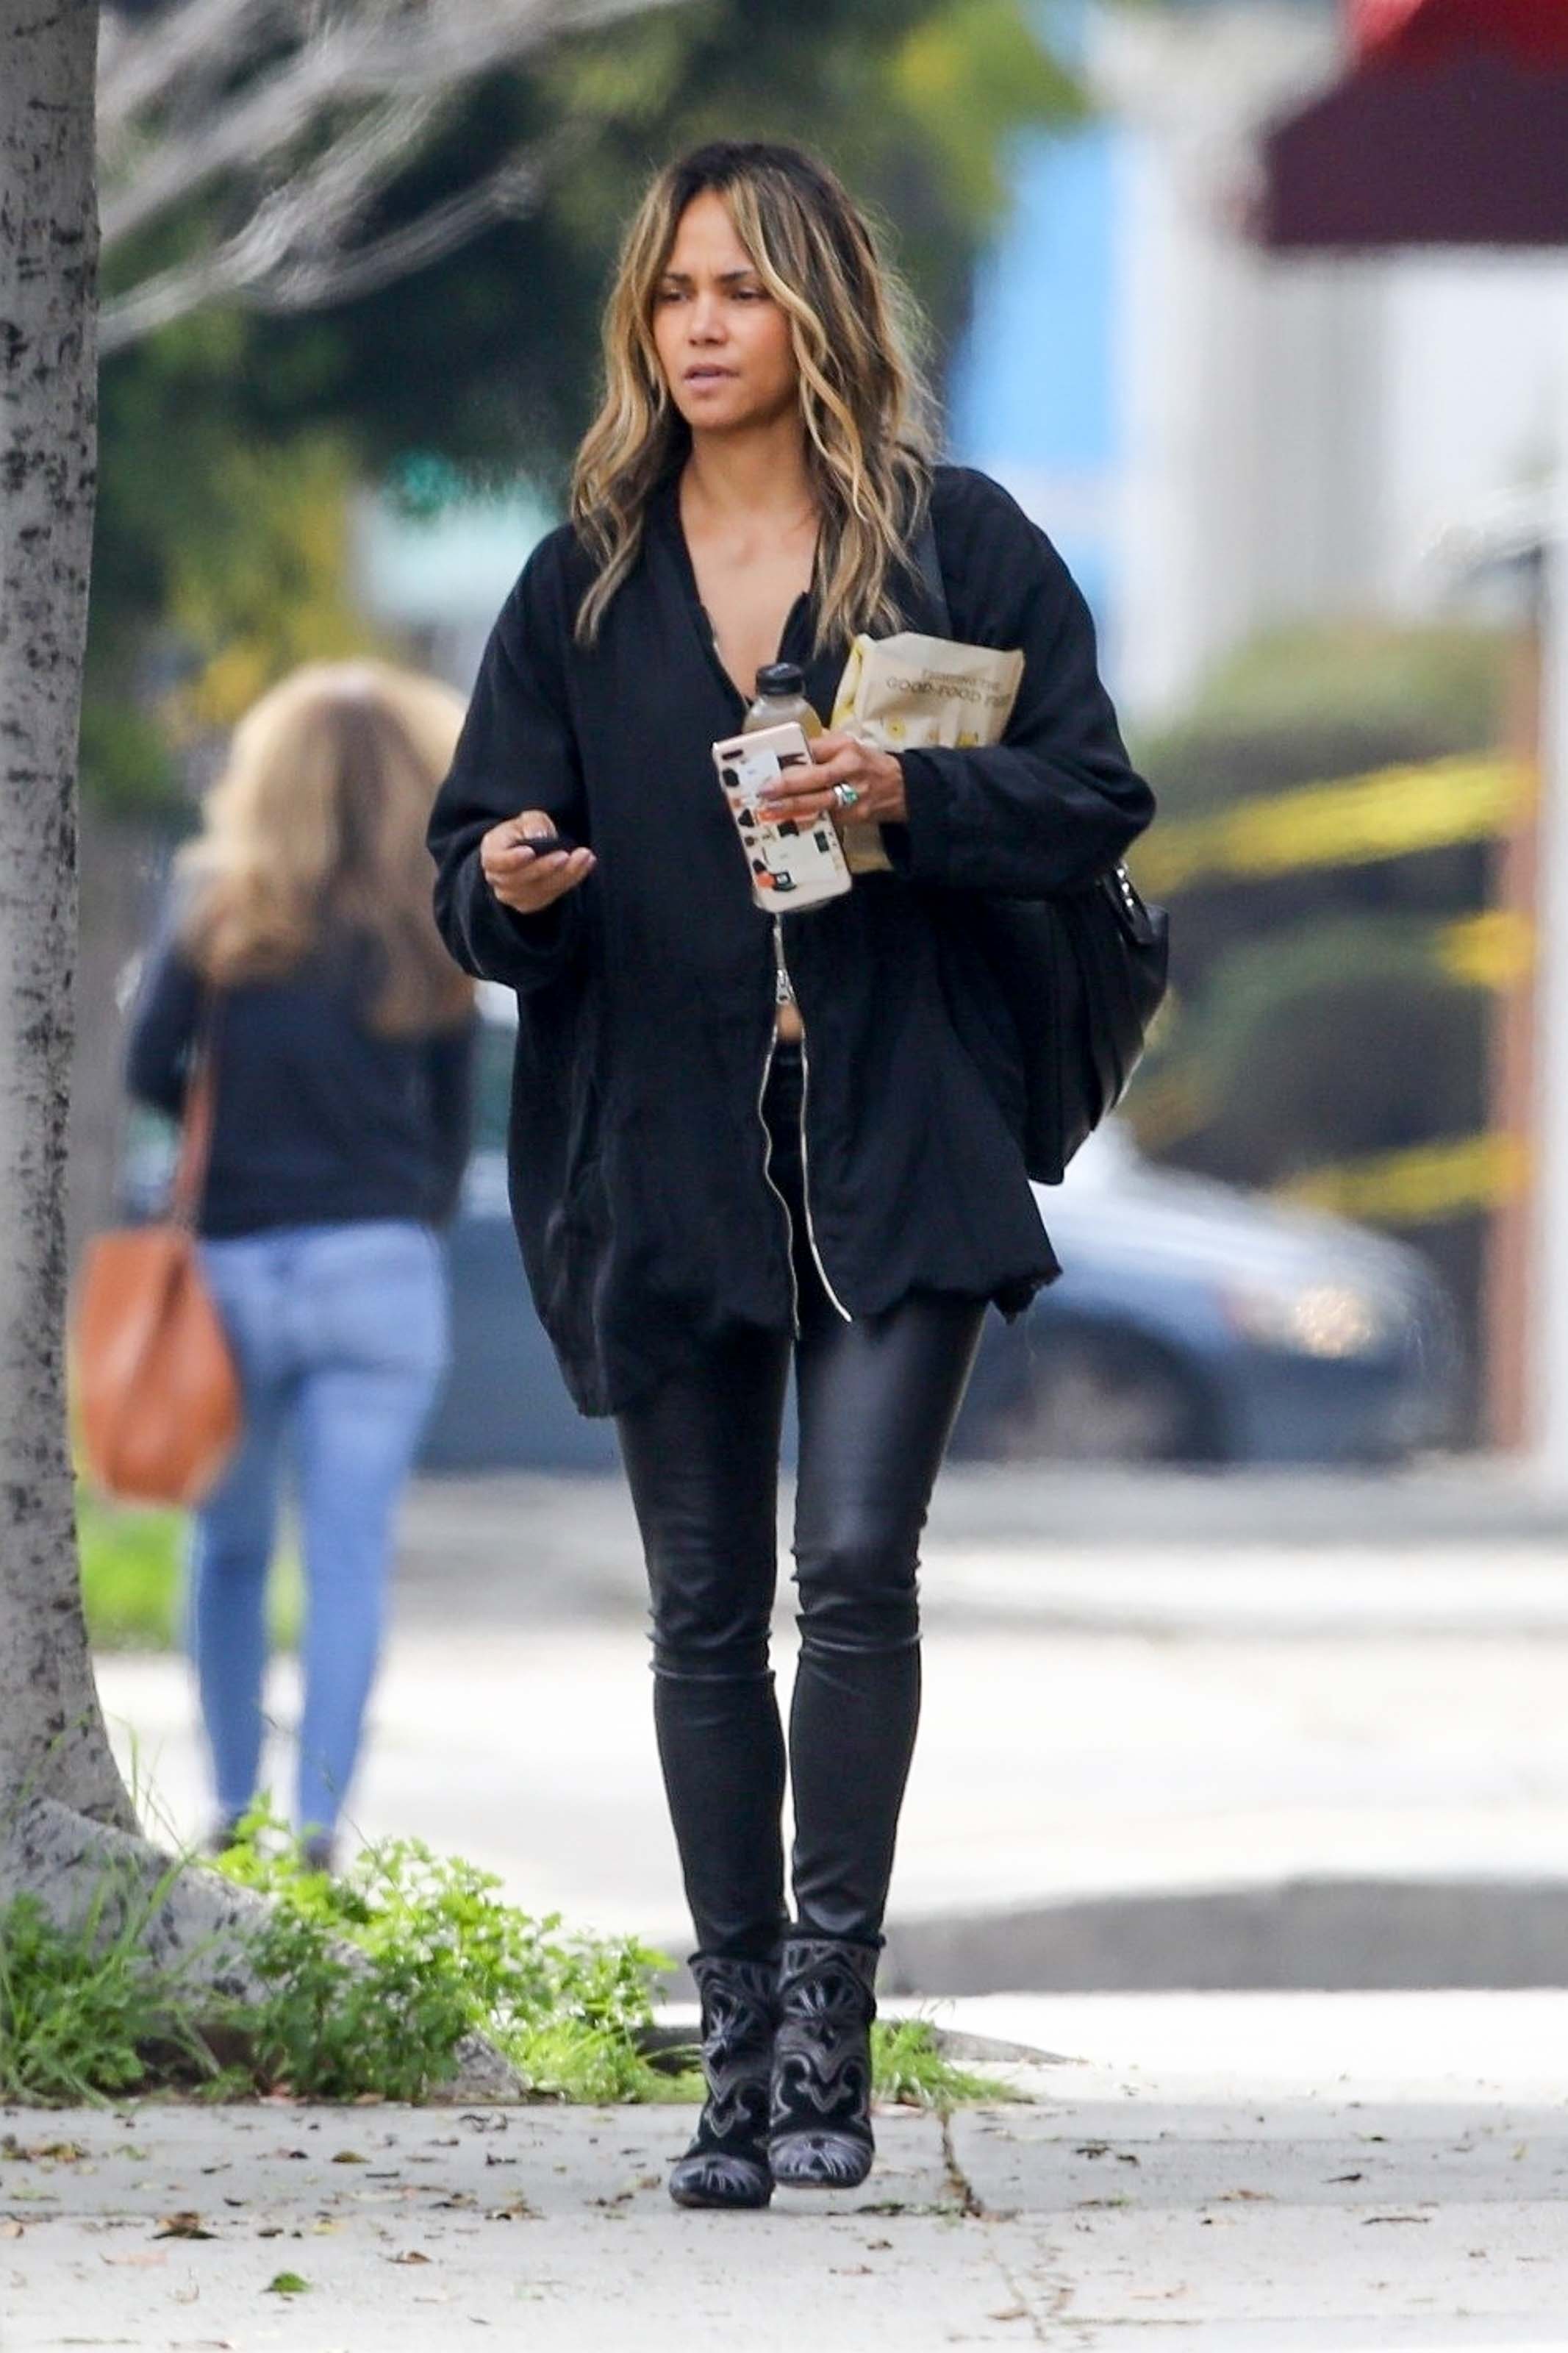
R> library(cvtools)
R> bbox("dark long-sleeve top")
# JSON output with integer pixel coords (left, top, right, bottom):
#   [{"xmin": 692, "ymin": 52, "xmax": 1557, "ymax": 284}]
[
  {"xmin": 125, "ymin": 914, "xmax": 478, "ymax": 1238},
  {"xmin": 427, "ymin": 461, "xmax": 1155, "ymax": 1417}
]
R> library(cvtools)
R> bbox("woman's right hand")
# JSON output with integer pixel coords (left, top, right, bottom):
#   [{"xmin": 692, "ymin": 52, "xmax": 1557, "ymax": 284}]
[{"xmin": 480, "ymin": 810, "xmax": 595, "ymax": 914}]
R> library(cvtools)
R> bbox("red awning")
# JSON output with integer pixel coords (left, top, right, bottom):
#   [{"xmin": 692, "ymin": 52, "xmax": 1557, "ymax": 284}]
[
  {"xmin": 1259, "ymin": 3, "xmax": 1568, "ymax": 249},
  {"xmin": 1353, "ymin": 0, "xmax": 1568, "ymax": 68}
]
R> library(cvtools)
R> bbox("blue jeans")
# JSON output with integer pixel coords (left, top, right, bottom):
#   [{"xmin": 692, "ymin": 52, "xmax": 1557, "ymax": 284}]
[{"xmin": 187, "ymin": 1219, "xmax": 448, "ymax": 1841}]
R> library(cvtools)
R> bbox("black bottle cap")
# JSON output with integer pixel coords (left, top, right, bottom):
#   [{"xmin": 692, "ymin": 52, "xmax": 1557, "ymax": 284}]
[{"xmin": 755, "ymin": 662, "xmax": 806, "ymax": 699}]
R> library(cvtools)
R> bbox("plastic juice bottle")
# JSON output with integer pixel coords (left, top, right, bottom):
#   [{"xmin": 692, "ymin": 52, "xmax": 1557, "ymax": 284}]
[
  {"xmin": 743, "ymin": 662, "xmax": 822, "ymax": 740},
  {"xmin": 740, "ymin": 665, "xmax": 827, "ymax": 1034}
]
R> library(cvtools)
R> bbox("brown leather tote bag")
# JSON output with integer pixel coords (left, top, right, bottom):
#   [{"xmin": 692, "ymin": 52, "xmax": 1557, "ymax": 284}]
[{"xmin": 72, "ymin": 1015, "xmax": 243, "ymax": 1507}]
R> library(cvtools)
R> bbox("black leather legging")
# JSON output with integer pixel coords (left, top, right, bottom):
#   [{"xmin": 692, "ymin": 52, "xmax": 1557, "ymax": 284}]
[{"xmin": 615, "ymin": 1041, "xmax": 986, "ymax": 1960}]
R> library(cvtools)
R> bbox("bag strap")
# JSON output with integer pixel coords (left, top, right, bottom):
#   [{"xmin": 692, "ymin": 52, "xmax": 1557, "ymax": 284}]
[
  {"xmin": 910, "ymin": 502, "xmax": 953, "ymax": 638},
  {"xmin": 169, "ymin": 996, "xmax": 221, "ymax": 1232}
]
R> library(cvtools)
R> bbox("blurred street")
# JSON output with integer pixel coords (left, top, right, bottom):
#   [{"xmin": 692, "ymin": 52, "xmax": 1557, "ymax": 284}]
[{"xmin": 98, "ymin": 1467, "xmax": 1568, "ymax": 1985}]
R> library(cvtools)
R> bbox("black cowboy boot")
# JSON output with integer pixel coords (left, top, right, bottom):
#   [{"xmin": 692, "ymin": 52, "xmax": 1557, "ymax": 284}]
[
  {"xmin": 668, "ymin": 1952, "xmax": 778, "ymax": 2210},
  {"xmin": 768, "ymin": 1935, "xmax": 879, "ymax": 2188}
]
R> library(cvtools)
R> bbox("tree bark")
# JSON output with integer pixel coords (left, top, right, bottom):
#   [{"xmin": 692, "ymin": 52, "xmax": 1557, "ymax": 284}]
[
  {"xmin": 0, "ymin": 25, "xmax": 523, "ymax": 2099},
  {"xmin": 0, "ymin": 0, "xmax": 135, "ymax": 1834}
]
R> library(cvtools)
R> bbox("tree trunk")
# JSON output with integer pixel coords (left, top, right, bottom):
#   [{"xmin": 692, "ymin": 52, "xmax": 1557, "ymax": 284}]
[
  {"xmin": 0, "ymin": 0, "xmax": 135, "ymax": 1838},
  {"xmin": 0, "ymin": 21, "xmax": 520, "ymax": 2101}
]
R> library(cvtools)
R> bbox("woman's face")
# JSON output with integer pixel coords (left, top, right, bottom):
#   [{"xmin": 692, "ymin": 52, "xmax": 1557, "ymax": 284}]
[{"xmin": 651, "ymin": 190, "xmax": 799, "ymax": 435}]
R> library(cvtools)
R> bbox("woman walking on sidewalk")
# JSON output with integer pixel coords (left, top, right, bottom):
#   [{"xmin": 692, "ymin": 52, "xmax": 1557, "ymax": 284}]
[
  {"xmin": 428, "ymin": 142, "xmax": 1152, "ymax": 2205},
  {"xmin": 127, "ymin": 663, "xmax": 477, "ymax": 1871}
]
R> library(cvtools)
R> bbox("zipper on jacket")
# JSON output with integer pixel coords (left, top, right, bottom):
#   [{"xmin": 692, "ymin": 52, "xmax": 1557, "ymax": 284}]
[
  {"xmin": 756, "ymin": 999, "xmax": 801, "ymax": 1339},
  {"xmin": 773, "ymin": 920, "xmax": 853, "ymax": 1325}
]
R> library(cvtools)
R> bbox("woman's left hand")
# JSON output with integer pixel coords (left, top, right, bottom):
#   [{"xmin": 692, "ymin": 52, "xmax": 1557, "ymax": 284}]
[{"xmin": 761, "ymin": 729, "xmax": 906, "ymax": 831}]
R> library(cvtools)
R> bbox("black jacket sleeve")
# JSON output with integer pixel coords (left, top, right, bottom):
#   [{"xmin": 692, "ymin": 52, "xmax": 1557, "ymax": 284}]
[
  {"xmin": 427, "ymin": 531, "xmax": 590, "ymax": 995},
  {"xmin": 891, "ymin": 470, "xmax": 1155, "ymax": 897},
  {"xmin": 124, "ymin": 916, "xmax": 203, "ymax": 1118}
]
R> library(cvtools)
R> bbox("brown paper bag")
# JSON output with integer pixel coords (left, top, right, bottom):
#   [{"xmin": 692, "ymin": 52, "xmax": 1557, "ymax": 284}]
[{"xmin": 830, "ymin": 630, "xmax": 1024, "ymax": 873}]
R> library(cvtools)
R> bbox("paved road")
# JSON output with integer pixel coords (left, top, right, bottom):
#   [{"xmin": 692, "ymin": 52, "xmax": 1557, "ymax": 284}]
[
  {"xmin": 7, "ymin": 1991, "xmax": 1568, "ymax": 2349},
  {"xmin": 390, "ymin": 1463, "xmax": 1568, "ymax": 1629}
]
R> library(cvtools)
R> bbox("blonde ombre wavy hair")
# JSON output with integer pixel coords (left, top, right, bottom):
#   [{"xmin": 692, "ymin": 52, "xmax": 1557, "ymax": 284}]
[
  {"xmin": 571, "ymin": 142, "xmax": 935, "ymax": 651},
  {"xmin": 176, "ymin": 660, "xmax": 474, "ymax": 1037}
]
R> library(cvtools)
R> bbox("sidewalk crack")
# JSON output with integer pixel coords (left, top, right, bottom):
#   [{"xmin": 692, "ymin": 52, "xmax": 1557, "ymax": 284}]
[
  {"xmin": 939, "ymin": 2110, "xmax": 986, "ymax": 2219},
  {"xmin": 943, "ymin": 2115, "xmax": 1075, "ymax": 2345}
]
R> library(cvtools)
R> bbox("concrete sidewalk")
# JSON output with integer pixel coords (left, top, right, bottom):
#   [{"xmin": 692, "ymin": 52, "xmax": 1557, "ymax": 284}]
[
  {"xmin": 6, "ymin": 1992, "xmax": 1568, "ymax": 2349},
  {"xmin": 99, "ymin": 1532, "xmax": 1568, "ymax": 1990}
]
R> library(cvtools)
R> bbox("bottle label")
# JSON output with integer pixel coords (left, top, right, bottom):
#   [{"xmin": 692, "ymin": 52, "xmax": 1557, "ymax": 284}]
[{"xmin": 712, "ymin": 723, "xmax": 852, "ymax": 915}]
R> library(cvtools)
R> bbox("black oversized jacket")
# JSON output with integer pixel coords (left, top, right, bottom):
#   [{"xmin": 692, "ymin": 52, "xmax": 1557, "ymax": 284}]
[{"xmin": 427, "ymin": 464, "xmax": 1154, "ymax": 1416}]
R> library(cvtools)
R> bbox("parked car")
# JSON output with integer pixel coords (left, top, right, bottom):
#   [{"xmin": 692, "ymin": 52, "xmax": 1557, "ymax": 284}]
[
  {"xmin": 948, "ymin": 1121, "xmax": 1461, "ymax": 1465},
  {"xmin": 120, "ymin": 986, "xmax": 1461, "ymax": 1469}
]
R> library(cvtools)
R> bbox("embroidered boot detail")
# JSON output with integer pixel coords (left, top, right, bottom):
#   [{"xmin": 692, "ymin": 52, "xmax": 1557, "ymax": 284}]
[
  {"xmin": 768, "ymin": 1935, "xmax": 878, "ymax": 2188},
  {"xmin": 668, "ymin": 1953, "xmax": 777, "ymax": 2210}
]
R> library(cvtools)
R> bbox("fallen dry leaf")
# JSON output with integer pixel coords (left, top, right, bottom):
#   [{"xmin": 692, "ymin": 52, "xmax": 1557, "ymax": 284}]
[
  {"xmin": 331, "ymin": 2150, "xmax": 368, "ymax": 2165},
  {"xmin": 388, "ymin": 2250, "xmax": 433, "ymax": 2265},
  {"xmin": 156, "ymin": 2212, "xmax": 216, "ymax": 2240},
  {"xmin": 101, "ymin": 2249, "xmax": 168, "ymax": 2268},
  {"xmin": 0, "ymin": 2222, "xmax": 23, "ymax": 2240}
]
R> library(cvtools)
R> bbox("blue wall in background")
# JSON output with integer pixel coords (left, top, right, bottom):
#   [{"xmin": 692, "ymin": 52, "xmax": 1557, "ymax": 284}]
[{"xmin": 947, "ymin": 0, "xmax": 1123, "ymax": 670}]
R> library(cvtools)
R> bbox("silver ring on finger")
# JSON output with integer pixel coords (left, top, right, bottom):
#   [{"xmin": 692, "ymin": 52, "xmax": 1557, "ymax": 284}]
[{"xmin": 833, "ymin": 782, "xmax": 861, "ymax": 810}]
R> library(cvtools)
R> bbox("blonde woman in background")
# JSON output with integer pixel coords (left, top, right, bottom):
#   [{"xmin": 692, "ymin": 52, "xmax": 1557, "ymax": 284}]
[{"xmin": 128, "ymin": 663, "xmax": 477, "ymax": 1872}]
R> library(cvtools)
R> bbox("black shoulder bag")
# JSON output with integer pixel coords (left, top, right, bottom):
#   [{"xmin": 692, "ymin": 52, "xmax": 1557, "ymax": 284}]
[{"xmin": 912, "ymin": 513, "xmax": 1170, "ymax": 1185}]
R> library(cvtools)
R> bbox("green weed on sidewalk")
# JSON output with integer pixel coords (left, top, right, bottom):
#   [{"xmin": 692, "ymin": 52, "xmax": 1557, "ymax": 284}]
[{"xmin": 0, "ymin": 1812, "xmax": 1000, "ymax": 2113}]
